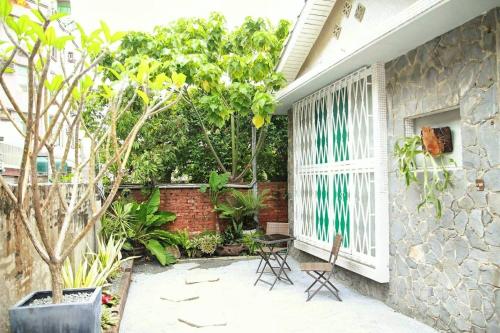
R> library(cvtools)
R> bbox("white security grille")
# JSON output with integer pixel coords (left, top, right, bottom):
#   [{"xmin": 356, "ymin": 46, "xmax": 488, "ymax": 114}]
[{"xmin": 293, "ymin": 63, "xmax": 389, "ymax": 282}]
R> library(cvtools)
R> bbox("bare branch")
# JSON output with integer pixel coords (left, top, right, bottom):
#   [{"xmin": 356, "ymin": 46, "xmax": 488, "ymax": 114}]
[
  {"xmin": 182, "ymin": 92, "xmax": 228, "ymax": 174},
  {"xmin": 0, "ymin": 175, "xmax": 17, "ymax": 204}
]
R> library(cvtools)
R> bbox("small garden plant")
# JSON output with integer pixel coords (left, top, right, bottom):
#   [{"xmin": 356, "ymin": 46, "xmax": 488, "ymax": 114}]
[
  {"xmin": 394, "ymin": 135, "xmax": 454, "ymax": 218},
  {"xmin": 101, "ymin": 189, "xmax": 180, "ymax": 265}
]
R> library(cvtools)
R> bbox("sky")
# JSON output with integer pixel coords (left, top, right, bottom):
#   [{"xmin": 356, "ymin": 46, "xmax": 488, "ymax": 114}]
[{"xmin": 71, "ymin": 0, "xmax": 305, "ymax": 32}]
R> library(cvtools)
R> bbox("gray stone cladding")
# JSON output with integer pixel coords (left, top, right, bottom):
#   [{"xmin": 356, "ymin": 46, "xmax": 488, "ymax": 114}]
[{"xmin": 288, "ymin": 8, "xmax": 500, "ymax": 333}]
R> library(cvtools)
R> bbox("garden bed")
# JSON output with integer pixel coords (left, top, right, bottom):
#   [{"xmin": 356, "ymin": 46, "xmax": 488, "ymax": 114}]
[{"xmin": 103, "ymin": 259, "xmax": 134, "ymax": 333}]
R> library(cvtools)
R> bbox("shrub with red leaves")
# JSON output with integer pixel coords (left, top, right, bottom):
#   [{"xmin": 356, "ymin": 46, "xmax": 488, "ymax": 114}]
[{"xmin": 101, "ymin": 293, "xmax": 113, "ymax": 305}]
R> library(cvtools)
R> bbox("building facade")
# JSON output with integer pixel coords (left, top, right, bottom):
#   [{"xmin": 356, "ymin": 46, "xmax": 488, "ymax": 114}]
[
  {"xmin": 0, "ymin": 0, "xmax": 78, "ymax": 182},
  {"xmin": 279, "ymin": 0, "xmax": 500, "ymax": 331}
]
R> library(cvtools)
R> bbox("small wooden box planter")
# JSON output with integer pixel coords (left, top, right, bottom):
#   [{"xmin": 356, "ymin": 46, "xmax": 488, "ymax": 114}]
[
  {"xmin": 9, "ymin": 287, "xmax": 101, "ymax": 333},
  {"xmin": 421, "ymin": 126, "xmax": 453, "ymax": 156},
  {"xmin": 104, "ymin": 259, "xmax": 134, "ymax": 333}
]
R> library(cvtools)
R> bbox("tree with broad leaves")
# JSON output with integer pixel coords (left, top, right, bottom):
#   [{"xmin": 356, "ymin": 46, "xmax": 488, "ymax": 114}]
[
  {"xmin": 0, "ymin": 0, "xmax": 181, "ymax": 303},
  {"xmin": 105, "ymin": 13, "xmax": 290, "ymax": 182}
]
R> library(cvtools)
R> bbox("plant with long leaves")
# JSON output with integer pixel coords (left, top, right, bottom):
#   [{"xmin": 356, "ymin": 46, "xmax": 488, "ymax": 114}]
[
  {"xmin": 62, "ymin": 236, "xmax": 130, "ymax": 288},
  {"xmin": 101, "ymin": 189, "xmax": 179, "ymax": 266},
  {"xmin": 394, "ymin": 135, "xmax": 454, "ymax": 218},
  {"xmin": 200, "ymin": 170, "xmax": 229, "ymax": 233},
  {"xmin": 0, "ymin": 0, "xmax": 181, "ymax": 303}
]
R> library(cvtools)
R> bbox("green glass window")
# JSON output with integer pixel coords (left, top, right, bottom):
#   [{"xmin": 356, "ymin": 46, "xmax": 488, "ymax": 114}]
[
  {"xmin": 36, "ymin": 156, "xmax": 49, "ymax": 174},
  {"xmin": 57, "ymin": 0, "xmax": 71, "ymax": 14}
]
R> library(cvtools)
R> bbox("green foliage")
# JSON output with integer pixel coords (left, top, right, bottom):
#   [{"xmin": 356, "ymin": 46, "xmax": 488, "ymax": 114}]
[
  {"xmin": 102, "ymin": 13, "xmax": 290, "ymax": 183},
  {"xmin": 101, "ymin": 189, "xmax": 179, "ymax": 265},
  {"xmin": 190, "ymin": 232, "xmax": 222, "ymax": 255},
  {"xmin": 101, "ymin": 306, "xmax": 118, "ymax": 330},
  {"xmin": 222, "ymin": 220, "xmax": 244, "ymax": 245},
  {"xmin": 200, "ymin": 171, "xmax": 230, "ymax": 205},
  {"xmin": 242, "ymin": 230, "xmax": 264, "ymax": 255},
  {"xmin": 216, "ymin": 189, "xmax": 269, "ymax": 229},
  {"xmin": 145, "ymin": 239, "xmax": 176, "ymax": 266},
  {"xmin": 62, "ymin": 237, "xmax": 129, "ymax": 288},
  {"xmin": 394, "ymin": 135, "xmax": 454, "ymax": 218},
  {"xmin": 257, "ymin": 117, "xmax": 288, "ymax": 181},
  {"xmin": 171, "ymin": 229, "xmax": 197, "ymax": 257}
]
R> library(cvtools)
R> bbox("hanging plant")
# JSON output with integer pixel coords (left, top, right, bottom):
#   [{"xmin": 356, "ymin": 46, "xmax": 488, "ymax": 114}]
[{"xmin": 393, "ymin": 135, "xmax": 455, "ymax": 218}]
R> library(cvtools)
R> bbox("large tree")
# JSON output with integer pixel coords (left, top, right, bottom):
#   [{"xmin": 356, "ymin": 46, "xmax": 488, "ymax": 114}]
[
  {"xmin": 0, "ymin": 0, "xmax": 180, "ymax": 302},
  {"xmin": 106, "ymin": 13, "xmax": 290, "ymax": 183}
]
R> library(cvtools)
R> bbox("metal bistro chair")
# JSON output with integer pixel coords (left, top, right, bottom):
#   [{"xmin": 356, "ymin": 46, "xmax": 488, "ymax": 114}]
[
  {"xmin": 256, "ymin": 222, "xmax": 291, "ymax": 273},
  {"xmin": 300, "ymin": 234, "xmax": 343, "ymax": 301}
]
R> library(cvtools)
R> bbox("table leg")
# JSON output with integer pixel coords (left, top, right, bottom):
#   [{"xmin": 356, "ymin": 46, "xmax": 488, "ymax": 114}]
[
  {"xmin": 269, "ymin": 240, "xmax": 294, "ymax": 290},
  {"xmin": 254, "ymin": 244, "xmax": 280, "ymax": 286}
]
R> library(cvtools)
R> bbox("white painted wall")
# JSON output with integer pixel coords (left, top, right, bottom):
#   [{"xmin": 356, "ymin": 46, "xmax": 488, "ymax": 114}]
[{"xmin": 299, "ymin": 0, "xmax": 417, "ymax": 77}]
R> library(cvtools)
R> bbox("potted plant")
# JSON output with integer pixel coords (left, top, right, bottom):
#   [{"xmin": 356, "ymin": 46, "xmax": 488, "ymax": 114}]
[
  {"xmin": 0, "ymin": 1, "xmax": 181, "ymax": 331},
  {"xmin": 394, "ymin": 134, "xmax": 454, "ymax": 218}
]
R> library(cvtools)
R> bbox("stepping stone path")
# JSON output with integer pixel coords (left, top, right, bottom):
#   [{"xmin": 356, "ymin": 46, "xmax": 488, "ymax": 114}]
[
  {"xmin": 177, "ymin": 305, "xmax": 227, "ymax": 328},
  {"xmin": 160, "ymin": 288, "xmax": 199, "ymax": 302},
  {"xmin": 176, "ymin": 269, "xmax": 227, "ymax": 328},
  {"xmin": 185, "ymin": 269, "xmax": 220, "ymax": 284}
]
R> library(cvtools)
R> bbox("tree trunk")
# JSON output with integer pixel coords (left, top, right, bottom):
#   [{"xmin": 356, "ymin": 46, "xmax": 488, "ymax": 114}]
[
  {"xmin": 230, "ymin": 114, "xmax": 237, "ymax": 179},
  {"xmin": 214, "ymin": 213, "xmax": 220, "ymax": 234},
  {"xmin": 49, "ymin": 262, "xmax": 64, "ymax": 304}
]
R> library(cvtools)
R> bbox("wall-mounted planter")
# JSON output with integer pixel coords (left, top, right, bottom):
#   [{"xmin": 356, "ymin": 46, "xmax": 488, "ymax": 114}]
[
  {"xmin": 9, "ymin": 287, "xmax": 101, "ymax": 333},
  {"xmin": 421, "ymin": 126, "xmax": 453, "ymax": 156}
]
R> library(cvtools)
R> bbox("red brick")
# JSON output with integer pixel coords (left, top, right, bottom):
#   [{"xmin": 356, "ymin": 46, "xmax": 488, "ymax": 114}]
[{"xmin": 125, "ymin": 182, "xmax": 287, "ymax": 234}]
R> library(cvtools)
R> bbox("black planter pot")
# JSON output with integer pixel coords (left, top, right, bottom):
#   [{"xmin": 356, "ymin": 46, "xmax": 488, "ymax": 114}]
[{"xmin": 9, "ymin": 287, "xmax": 101, "ymax": 333}]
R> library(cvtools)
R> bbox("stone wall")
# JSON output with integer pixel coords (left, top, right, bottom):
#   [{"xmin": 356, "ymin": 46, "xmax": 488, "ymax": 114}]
[
  {"xmin": 0, "ymin": 186, "xmax": 97, "ymax": 332},
  {"xmin": 288, "ymin": 9, "xmax": 500, "ymax": 333},
  {"xmin": 126, "ymin": 182, "xmax": 288, "ymax": 233}
]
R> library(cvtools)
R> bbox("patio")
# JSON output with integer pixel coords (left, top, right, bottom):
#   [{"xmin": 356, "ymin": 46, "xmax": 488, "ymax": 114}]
[{"xmin": 120, "ymin": 258, "xmax": 437, "ymax": 333}]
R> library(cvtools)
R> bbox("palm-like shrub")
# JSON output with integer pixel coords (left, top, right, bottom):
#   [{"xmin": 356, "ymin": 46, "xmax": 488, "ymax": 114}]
[{"xmin": 101, "ymin": 189, "xmax": 179, "ymax": 265}]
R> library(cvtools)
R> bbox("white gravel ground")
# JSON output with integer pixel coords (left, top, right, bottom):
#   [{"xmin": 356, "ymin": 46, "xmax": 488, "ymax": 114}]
[{"xmin": 121, "ymin": 258, "xmax": 437, "ymax": 333}]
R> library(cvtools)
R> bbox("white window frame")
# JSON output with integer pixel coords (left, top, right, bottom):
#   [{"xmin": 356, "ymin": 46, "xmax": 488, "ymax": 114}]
[{"xmin": 292, "ymin": 63, "xmax": 389, "ymax": 282}]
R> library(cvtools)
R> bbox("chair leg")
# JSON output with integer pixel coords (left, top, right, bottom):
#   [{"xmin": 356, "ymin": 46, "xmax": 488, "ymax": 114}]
[
  {"xmin": 276, "ymin": 252, "xmax": 291, "ymax": 271},
  {"xmin": 304, "ymin": 271, "xmax": 326, "ymax": 292},
  {"xmin": 305, "ymin": 271, "xmax": 341, "ymax": 302},
  {"xmin": 256, "ymin": 258, "xmax": 263, "ymax": 273}
]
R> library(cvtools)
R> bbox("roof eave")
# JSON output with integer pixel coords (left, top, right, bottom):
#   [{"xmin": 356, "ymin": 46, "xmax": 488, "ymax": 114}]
[{"xmin": 275, "ymin": 0, "xmax": 500, "ymax": 115}]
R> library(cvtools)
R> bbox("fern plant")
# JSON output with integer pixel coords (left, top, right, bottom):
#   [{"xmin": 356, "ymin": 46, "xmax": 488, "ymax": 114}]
[{"xmin": 394, "ymin": 135, "xmax": 454, "ymax": 218}]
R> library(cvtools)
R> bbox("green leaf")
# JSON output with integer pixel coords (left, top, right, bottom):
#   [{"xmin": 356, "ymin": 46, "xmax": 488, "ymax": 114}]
[
  {"xmin": 49, "ymin": 12, "xmax": 68, "ymax": 21},
  {"xmin": 0, "ymin": 0, "xmax": 12, "ymax": 20},
  {"xmin": 5, "ymin": 17, "xmax": 20, "ymax": 35},
  {"xmin": 111, "ymin": 31, "xmax": 125, "ymax": 43},
  {"xmin": 31, "ymin": 9, "xmax": 44, "ymax": 23},
  {"xmin": 136, "ymin": 89, "xmax": 149, "ymax": 105},
  {"xmin": 102, "ymin": 85, "xmax": 114, "ymax": 99},
  {"xmin": 151, "ymin": 73, "xmax": 167, "ymax": 90},
  {"xmin": 122, "ymin": 241, "xmax": 133, "ymax": 251},
  {"xmin": 53, "ymin": 35, "xmax": 74, "ymax": 50},
  {"xmin": 145, "ymin": 240, "xmax": 176, "ymax": 266},
  {"xmin": 44, "ymin": 26, "xmax": 57, "ymax": 46},
  {"xmin": 172, "ymin": 72, "xmax": 186, "ymax": 89},
  {"xmin": 136, "ymin": 59, "xmax": 149, "ymax": 83},
  {"xmin": 155, "ymin": 211, "xmax": 177, "ymax": 223},
  {"xmin": 252, "ymin": 114, "xmax": 264, "ymax": 129},
  {"xmin": 80, "ymin": 75, "xmax": 93, "ymax": 91},
  {"xmin": 146, "ymin": 188, "xmax": 160, "ymax": 215},
  {"xmin": 103, "ymin": 66, "xmax": 122, "ymax": 80},
  {"xmin": 44, "ymin": 74, "xmax": 64, "ymax": 92},
  {"xmin": 100, "ymin": 20, "xmax": 112, "ymax": 42}
]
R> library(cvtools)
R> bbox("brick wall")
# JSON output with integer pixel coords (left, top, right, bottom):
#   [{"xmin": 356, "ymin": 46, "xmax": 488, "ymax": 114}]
[
  {"xmin": 126, "ymin": 182, "xmax": 288, "ymax": 233},
  {"xmin": 258, "ymin": 182, "xmax": 288, "ymax": 228}
]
